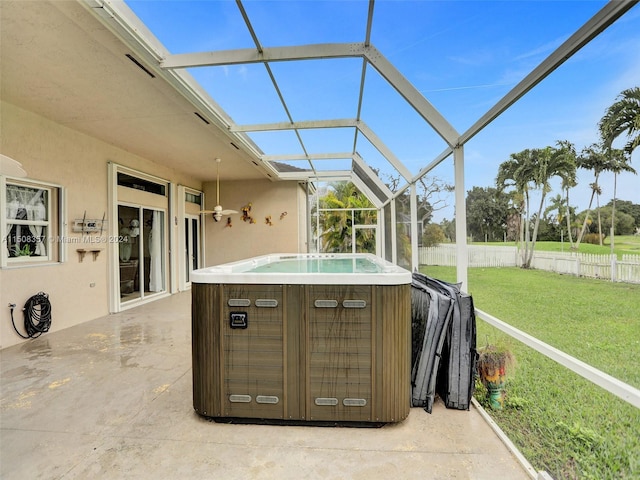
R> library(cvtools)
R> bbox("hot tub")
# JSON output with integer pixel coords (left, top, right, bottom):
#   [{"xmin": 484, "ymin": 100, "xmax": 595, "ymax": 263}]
[{"xmin": 191, "ymin": 253, "xmax": 412, "ymax": 424}]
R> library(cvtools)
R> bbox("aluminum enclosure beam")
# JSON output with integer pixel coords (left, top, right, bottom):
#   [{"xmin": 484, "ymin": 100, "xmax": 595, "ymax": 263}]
[
  {"xmin": 163, "ymin": 42, "xmax": 459, "ymax": 148},
  {"xmin": 231, "ymin": 119, "xmax": 357, "ymax": 132},
  {"xmin": 454, "ymin": 146, "xmax": 468, "ymax": 292},
  {"xmin": 391, "ymin": 0, "xmax": 638, "ymax": 187},
  {"xmin": 161, "ymin": 43, "xmax": 366, "ymax": 69},
  {"xmin": 410, "ymin": 183, "xmax": 419, "ymax": 271},
  {"xmin": 277, "ymin": 170, "xmax": 353, "ymax": 181},
  {"xmin": 411, "ymin": 147, "xmax": 454, "ymax": 185},
  {"xmin": 459, "ymin": 0, "xmax": 638, "ymax": 146},
  {"xmin": 85, "ymin": 0, "xmax": 636, "ymax": 285},
  {"xmin": 262, "ymin": 153, "xmax": 354, "ymax": 162},
  {"xmin": 351, "ymin": 176, "xmax": 384, "ymax": 209},
  {"xmin": 362, "ymin": 44, "xmax": 459, "ymax": 147},
  {"xmin": 352, "ymin": 153, "xmax": 394, "ymax": 200},
  {"xmin": 356, "ymin": 122, "xmax": 413, "ymax": 181},
  {"xmin": 234, "ymin": 119, "xmax": 413, "ymax": 183}
]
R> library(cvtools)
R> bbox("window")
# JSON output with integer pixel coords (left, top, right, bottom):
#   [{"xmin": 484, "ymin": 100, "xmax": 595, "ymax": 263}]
[
  {"xmin": 117, "ymin": 172, "xmax": 166, "ymax": 196},
  {"xmin": 2, "ymin": 178, "xmax": 62, "ymax": 266},
  {"xmin": 185, "ymin": 191, "xmax": 202, "ymax": 206}
]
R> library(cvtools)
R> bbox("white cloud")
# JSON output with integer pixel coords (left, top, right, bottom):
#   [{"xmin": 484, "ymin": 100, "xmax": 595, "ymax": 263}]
[{"xmin": 514, "ymin": 35, "xmax": 566, "ymax": 62}]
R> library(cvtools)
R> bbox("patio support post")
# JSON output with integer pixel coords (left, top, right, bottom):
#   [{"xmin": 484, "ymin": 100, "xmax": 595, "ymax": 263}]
[
  {"xmin": 391, "ymin": 198, "xmax": 397, "ymax": 264},
  {"xmin": 306, "ymin": 181, "xmax": 312, "ymax": 253},
  {"xmin": 454, "ymin": 145, "xmax": 468, "ymax": 292},
  {"xmin": 351, "ymin": 210, "xmax": 356, "ymax": 254},
  {"xmin": 410, "ymin": 183, "xmax": 419, "ymax": 271},
  {"xmin": 378, "ymin": 206, "xmax": 384, "ymax": 259}
]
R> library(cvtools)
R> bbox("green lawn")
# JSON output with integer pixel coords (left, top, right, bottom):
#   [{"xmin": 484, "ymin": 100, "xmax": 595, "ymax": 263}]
[
  {"xmin": 419, "ymin": 265, "xmax": 640, "ymax": 479},
  {"xmin": 471, "ymin": 234, "xmax": 640, "ymax": 257},
  {"xmin": 611, "ymin": 235, "xmax": 640, "ymax": 255}
]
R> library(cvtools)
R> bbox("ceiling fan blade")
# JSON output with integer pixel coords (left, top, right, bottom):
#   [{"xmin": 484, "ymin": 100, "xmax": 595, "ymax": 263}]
[
  {"xmin": 199, "ymin": 210, "xmax": 216, "ymax": 214},
  {"xmin": 221, "ymin": 209, "xmax": 238, "ymax": 215}
]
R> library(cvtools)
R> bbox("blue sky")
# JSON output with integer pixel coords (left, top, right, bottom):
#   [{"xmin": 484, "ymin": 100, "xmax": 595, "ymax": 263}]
[{"xmin": 127, "ymin": 0, "xmax": 639, "ymax": 222}]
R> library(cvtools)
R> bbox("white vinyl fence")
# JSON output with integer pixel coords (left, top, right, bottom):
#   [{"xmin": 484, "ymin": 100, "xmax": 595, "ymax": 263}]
[
  {"xmin": 419, "ymin": 244, "xmax": 518, "ymax": 268},
  {"xmin": 419, "ymin": 245, "xmax": 640, "ymax": 284}
]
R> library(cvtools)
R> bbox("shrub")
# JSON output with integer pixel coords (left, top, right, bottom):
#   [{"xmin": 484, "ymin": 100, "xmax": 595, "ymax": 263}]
[
  {"xmin": 423, "ymin": 223, "xmax": 446, "ymax": 247},
  {"xmin": 583, "ymin": 233, "xmax": 605, "ymax": 245}
]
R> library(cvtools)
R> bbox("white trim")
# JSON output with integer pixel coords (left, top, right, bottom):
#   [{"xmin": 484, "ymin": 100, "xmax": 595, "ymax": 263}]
[
  {"xmin": 59, "ymin": 185, "xmax": 67, "ymax": 263},
  {"xmin": 191, "ymin": 253, "xmax": 411, "ymax": 285},
  {"xmin": 1, "ymin": 176, "xmax": 65, "ymax": 268},
  {"xmin": 177, "ymin": 185, "xmax": 204, "ymax": 290},
  {"xmin": 108, "ymin": 163, "xmax": 118, "ymax": 313},
  {"xmin": 378, "ymin": 206, "xmax": 384, "ymax": 260},
  {"xmin": 118, "ymin": 291, "xmax": 171, "ymax": 311},
  {"xmin": 410, "ymin": 184, "xmax": 419, "ymax": 271},
  {"xmin": 390, "ymin": 198, "xmax": 397, "ymax": 265},
  {"xmin": 177, "ymin": 185, "xmax": 186, "ymax": 290},
  {"xmin": 183, "ymin": 214, "xmax": 201, "ymax": 289},
  {"xmin": 109, "ymin": 163, "xmax": 171, "ymax": 312},
  {"xmin": 200, "ymin": 190, "xmax": 206, "ymax": 267},
  {"xmin": 169, "ymin": 182, "xmax": 177, "ymax": 294},
  {"xmin": 471, "ymin": 398, "xmax": 539, "ymax": 479},
  {"xmin": 115, "ymin": 164, "xmax": 170, "ymax": 195},
  {"xmin": 353, "ymin": 224, "xmax": 378, "ymax": 256},
  {"xmin": 454, "ymin": 146, "xmax": 468, "ymax": 291},
  {"xmin": 116, "ymin": 202, "xmax": 169, "ymax": 305}
]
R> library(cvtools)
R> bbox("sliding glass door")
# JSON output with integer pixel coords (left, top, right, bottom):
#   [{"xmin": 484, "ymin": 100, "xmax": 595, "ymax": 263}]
[
  {"xmin": 118, "ymin": 205, "xmax": 166, "ymax": 303},
  {"xmin": 184, "ymin": 215, "xmax": 200, "ymax": 286}
]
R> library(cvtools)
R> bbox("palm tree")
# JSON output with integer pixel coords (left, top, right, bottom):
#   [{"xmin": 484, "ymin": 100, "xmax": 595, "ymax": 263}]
[
  {"xmin": 497, "ymin": 150, "xmax": 535, "ymax": 265},
  {"xmin": 575, "ymin": 143, "xmax": 609, "ymax": 248},
  {"xmin": 605, "ymin": 149, "xmax": 636, "ymax": 250},
  {"xmin": 544, "ymin": 193, "xmax": 567, "ymax": 240},
  {"xmin": 599, "ymin": 86, "xmax": 640, "ymax": 155},
  {"xmin": 554, "ymin": 140, "xmax": 578, "ymax": 249},
  {"xmin": 528, "ymin": 145, "xmax": 576, "ymax": 265},
  {"xmin": 599, "ymin": 88, "xmax": 639, "ymax": 251},
  {"xmin": 318, "ymin": 190, "xmax": 352, "ymax": 253},
  {"xmin": 317, "ymin": 182, "xmax": 376, "ymax": 253},
  {"xmin": 498, "ymin": 145, "xmax": 576, "ymax": 268}
]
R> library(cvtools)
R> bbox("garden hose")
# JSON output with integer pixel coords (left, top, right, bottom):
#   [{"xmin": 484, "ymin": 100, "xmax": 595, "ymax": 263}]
[{"xmin": 9, "ymin": 292, "xmax": 52, "ymax": 339}]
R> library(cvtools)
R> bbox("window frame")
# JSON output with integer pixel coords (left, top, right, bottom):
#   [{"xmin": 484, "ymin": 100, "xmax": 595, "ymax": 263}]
[{"xmin": 1, "ymin": 176, "xmax": 65, "ymax": 268}]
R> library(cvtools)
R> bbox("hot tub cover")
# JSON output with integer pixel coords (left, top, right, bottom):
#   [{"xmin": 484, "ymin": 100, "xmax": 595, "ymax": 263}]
[{"xmin": 411, "ymin": 272, "xmax": 477, "ymax": 413}]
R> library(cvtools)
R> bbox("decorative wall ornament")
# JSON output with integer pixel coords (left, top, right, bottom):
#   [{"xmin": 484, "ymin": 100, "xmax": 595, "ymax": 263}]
[{"xmin": 241, "ymin": 203, "xmax": 255, "ymax": 223}]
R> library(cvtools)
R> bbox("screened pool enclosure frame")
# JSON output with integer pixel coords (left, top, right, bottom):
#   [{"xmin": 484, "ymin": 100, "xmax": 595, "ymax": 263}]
[{"xmin": 88, "ymin": 0, "xmax": 636, "ymax": 290}]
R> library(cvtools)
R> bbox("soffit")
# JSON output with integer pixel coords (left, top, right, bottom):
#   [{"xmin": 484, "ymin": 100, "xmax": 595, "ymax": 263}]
[{"xmin": 0, "ymin": 0, "xmax": 264, "ymax": 182}]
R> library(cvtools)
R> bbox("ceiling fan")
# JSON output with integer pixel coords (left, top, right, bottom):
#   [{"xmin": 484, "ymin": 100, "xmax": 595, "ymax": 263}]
[{"xmin": 200, "ymin": 158, "xmax": 238, "ymax": 222}]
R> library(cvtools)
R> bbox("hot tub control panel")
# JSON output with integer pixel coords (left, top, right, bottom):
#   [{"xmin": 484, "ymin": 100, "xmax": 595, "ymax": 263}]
[{"xmin": 229, "ymin": 312, "xmax": 248, "ymax": 329}]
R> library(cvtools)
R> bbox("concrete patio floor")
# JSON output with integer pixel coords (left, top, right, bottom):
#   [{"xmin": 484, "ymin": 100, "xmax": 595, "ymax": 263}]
[{"xmin": 1, "ymin": 291, "xmax": 532, "ymax": 479}]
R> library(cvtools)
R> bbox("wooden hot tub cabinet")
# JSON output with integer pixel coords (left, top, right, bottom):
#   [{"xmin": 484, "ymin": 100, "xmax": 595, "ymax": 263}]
[{"xmin": 192, "ymin": 282, "xmax": 411, "ymax": 424}]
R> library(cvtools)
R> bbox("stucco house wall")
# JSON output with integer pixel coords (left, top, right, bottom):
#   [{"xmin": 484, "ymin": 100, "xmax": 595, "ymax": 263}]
[
  {"xmin": 1, "ymin": 101, "xmax": 308, "ymax": 349},
  {"xmin": 0, "ymin": 102, "xmax": 204, "ymax": 349},
  {"xmin": 203, "ymin": 179, "xmax": 308, "ymax": 266}
]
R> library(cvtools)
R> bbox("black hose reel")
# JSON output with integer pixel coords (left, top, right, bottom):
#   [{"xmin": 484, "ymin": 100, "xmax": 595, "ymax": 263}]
[{"xmin": 9, "ymin": 292, "xmax": 52, "ymax": 339}]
